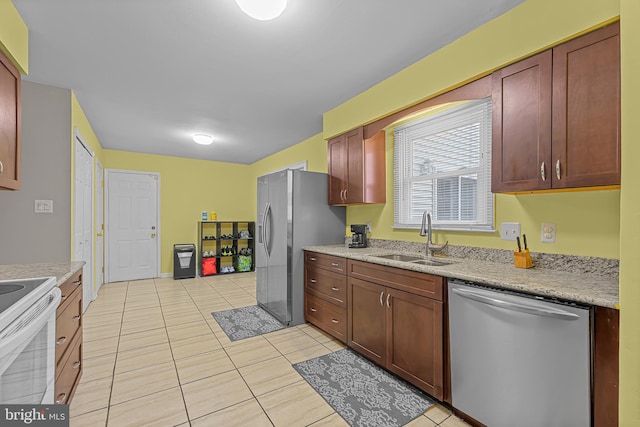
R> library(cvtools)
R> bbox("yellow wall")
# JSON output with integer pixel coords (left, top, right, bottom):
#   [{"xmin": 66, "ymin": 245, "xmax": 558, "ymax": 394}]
[
  {"xmin": 0, "ymin": 0, "xmax": 28, "ymax": 73},
  {"xmin": 324, "ymin": 0, "xmax": 620, "ymax": 139},
  {"xmin": 103, "ymin": 150, "xmax": 253, "ymax": 275},
  {"xmin": 619, "ymin": 0, "xmax": 640, "ymax": 423},
  {"xmin": 323, "ymin": 0, "xmax": 621, "ymax": 260},
  {"xmin": 72, "ymin": 93, "xmax": 104, "ymax": 160}
]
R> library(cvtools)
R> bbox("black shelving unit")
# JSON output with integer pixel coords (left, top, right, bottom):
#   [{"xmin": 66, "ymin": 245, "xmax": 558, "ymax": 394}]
[{"xmin": 198, "ymin": 221, "xmax": 255, "ymax": 276}]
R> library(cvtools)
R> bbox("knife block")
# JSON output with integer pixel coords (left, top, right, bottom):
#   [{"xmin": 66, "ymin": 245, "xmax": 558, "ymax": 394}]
[{"xmin": 514, "ymin": 249, "xmax": 533, "ymax": 269}]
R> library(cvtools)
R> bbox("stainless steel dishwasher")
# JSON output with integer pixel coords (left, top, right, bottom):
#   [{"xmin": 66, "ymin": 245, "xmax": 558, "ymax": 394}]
[{"xmin": 448, "ymin": 279, "xmax": 592, "ymax": 427}]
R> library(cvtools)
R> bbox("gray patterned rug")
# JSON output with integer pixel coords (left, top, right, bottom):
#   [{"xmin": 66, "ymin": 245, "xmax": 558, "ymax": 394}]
[
  {"xmin": 211, "ymin": 305, "xmax": 285, "ymax": 341},
  {"xmin": 293, "ymin": 349, "xmax": 435, "ymax": 427}
]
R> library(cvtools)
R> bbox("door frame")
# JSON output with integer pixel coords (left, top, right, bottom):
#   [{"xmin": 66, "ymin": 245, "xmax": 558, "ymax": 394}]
[
  {"xmin": 95, "ymin": 160, "xmax": 104, "ymax": 294},
  {"xmin": 104, "ymin": 168, "xmax": 161, "ymax": 283},
  {"xmin": 73, "ymin": 129, "xmax": 95, "ymax": 308}
]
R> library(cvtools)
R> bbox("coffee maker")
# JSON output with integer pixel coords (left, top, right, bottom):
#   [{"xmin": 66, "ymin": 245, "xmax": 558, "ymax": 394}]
[{"xmin": 349, "ymin": 224, "xmax": 368, "ymax": 248}]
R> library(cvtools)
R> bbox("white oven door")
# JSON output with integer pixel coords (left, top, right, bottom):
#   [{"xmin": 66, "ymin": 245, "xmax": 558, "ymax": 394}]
[{"xmin": 0, "ymin": 287, "xmax": 61, "ymax": 404}]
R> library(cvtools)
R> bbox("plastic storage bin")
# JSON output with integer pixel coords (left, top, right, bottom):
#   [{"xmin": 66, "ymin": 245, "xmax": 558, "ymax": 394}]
[{"xmin": 173, "ymin": 244, "xmax": 196, "ymax": 279}]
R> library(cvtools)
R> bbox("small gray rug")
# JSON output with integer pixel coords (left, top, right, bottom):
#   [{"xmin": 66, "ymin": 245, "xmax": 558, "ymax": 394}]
[
  {"xmin": 212, "ymin": 305, "xmax": 285, "ymax": 341},
  {"xmin": 293, "ymin": 349, "xmax": 435, "ymax": 427}
]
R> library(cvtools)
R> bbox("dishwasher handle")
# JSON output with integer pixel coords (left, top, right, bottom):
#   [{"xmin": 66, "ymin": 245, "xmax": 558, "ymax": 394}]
[{"xmin": 451, "ymin": 287, "xmax": 580, "ymax": 321}]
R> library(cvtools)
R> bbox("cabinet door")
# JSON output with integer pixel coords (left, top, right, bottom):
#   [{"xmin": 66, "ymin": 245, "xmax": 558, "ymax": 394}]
[
  {"xmin": 386, "ymin": 288, "xmax": 443, "ymax": 400},
  {"xmin": 0, "ymin": 49, "xmax": 20, "ymax": 190},
  {"xmin": 344, "ymin": 127, "xmax": 364, "ymax": 203},
  {"xmin": 348, "ymin": 277, "xmax": 386, "ymax": 365},
  {"xmin": 327, "ymin": 134, "xmax": 347, "ymax": 204},
  {"xmin": 492, "ymin": 50, "xmax": 552, "ymax": 192},
  {"xmin": 552, "ymin": 22, "xmax": 620, "ymax": 188}
]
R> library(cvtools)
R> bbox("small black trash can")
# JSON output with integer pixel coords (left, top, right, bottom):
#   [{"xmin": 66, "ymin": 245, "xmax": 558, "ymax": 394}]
[{"xmin": 173, "ymin": 244, "xmax": 196, "ymax": 279}]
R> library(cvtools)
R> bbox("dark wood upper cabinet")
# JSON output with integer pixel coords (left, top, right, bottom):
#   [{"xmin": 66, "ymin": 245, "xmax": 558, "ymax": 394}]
[
  {"xmin": 327, "ymin": 127, "xmax": 385, "ymax": 205},
  {"xmin": 552, "ymin": 22, "xmax": 620, "ymax": 189},
  {"xmin": 492, "ymin": 22, "xmax": 620, "ymax": 193},
  {"xmin": 0, "ymin": 48, "xmax": 21, "ymax": 190},
  {"xmin": 492, "ymin": 51, "xmax": 552, "ymax": 192}
]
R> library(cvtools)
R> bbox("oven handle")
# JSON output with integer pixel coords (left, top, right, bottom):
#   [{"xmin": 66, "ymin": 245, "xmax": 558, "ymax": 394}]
[{"xmin": 0, "ymin": 287, "xmax": 62, "ymax": 359}]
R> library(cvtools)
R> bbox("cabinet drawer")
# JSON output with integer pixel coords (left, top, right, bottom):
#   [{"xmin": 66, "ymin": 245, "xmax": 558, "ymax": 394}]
[
  {"xmin": 305, "ymin": 293, "xmax": 346, "ymax": 343},
  {"xmin": 305, "ymin": 251, "xmax": 346, "ymax": 274},
  {"xmin": 348, "ymin": 260, "xmax": 443, "ymax": 301},
  {"xmin": 55, "ymin": 289, "xmax": 82, "ymax": 366},
  {"xmin": 58, "ymin": 270, "xmax": 82, "ymax": 313},
  {"xmin": 305, "ymin": 265, "xmax": 347, "ymax": 307},
  {"xmin": 54, "ymin": 332, "xmax": 82, "ymax": 405}
]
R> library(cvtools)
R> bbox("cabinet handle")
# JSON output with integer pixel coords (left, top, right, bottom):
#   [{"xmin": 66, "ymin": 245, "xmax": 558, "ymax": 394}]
[
  {"xmin": 386, "ymin": 293, "xmax": 391, "ymax": 308},
  {"xmin": 72, "ymin": 280, "xmax": 81, "ymax": 285},
  {"xmin": 331, "ymin": 287, "xmax": 339, "ymax": 291},
  {"xmin": 331, "ymin": 262, "xmax": 339, "ymax": 267},
  {"xmin": 72, "ymin": 361, "xmax": 81, "ymax": 369},
  {"xmin": 556, "ymin": 160, "xmax": 561, "ymax": 180},
  {"xmin": 55, "ymin": 393, "xmax": 66, "ymax": 404},
  {"xmin": 56, "ymin": 337, "xmax": 66, "ymax": 346},
  {"xmin": 310, "ymin": 257, "xmax": 317, "ymax": 261},
  {"xmin": 72, "ymin": 315, "xmax": 80, "ymax": 322},
  {"xmin": 310, "ymin": 307, "xmax": 317, "ymax": 312},
  {"xmin": 61, "ymin": 294, "xmax": 67, "ymax": 301},
  {"xmin": 540, "ymin": 162, "xmax": 546, "ymax": 181},
  {"xmin": 0, "ymin": 160, "xmax": 3, "ymax": 173},
  {"xmin": 379, "ymin": 292, "xmax": 384, "ymax": 306},
  {"xmin": 331, "ymin": 319, "xmax": 339, "ymax": 324},
  {"xmin": 310, "ymin": 279, "xmax": 317, "ymax": 283}
]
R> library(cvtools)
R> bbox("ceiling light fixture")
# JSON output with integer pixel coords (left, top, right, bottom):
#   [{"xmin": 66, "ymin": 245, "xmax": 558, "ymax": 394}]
[
  {"xmin": 234, "ymin": 0, "xmax": 287, "ymax": 21},
  {"xmin": 193, "ymin": 134, "xmax": 214, "ymax": 145}
]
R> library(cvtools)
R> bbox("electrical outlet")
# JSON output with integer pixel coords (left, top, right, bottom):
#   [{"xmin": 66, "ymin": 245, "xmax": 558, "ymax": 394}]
[
  {"xmin": 366, "ymin": 222, "xmax": 372, "ymax": 233},
  {"xmin": 34, "ymin": 200, "xmax": 53, "ymax": 214},
  {"xmin": 541, "ymin": 223, "xmax": 556, "ymax": 243},
  {"xmin": 500, "ymin": 222, "xmax": 521, "ymax": 241}
]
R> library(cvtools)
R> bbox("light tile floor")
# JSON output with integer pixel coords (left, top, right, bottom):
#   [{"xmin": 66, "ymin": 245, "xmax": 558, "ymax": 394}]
[{"xmin": 71, "ymin": 273, "xmax": 471, "ymax": 427}]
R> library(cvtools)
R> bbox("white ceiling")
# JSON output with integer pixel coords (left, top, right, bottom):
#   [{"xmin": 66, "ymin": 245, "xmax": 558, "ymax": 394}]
[{"xmin": 14, "ymin": 0, "xmax": 522, "ymax": 164}]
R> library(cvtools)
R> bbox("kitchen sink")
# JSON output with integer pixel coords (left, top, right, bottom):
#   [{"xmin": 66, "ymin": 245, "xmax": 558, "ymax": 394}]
[
  {"xmin": 372, "ymin": 253, "xmax": 457, "ymax": 267},
  {"xmin": 411, "ymin": 258, "xmax": 457, "ymax": 267},
  {"xmin": 372, "ymin": 254, "xmax": 424, "ymax": 262}
]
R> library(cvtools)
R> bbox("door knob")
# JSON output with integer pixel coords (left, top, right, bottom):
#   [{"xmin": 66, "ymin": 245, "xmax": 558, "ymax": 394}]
[
  {"xmin": 151, "ymin": 233, "xmax": 156, "ymax": 238},
  {"xmin": 151, "ymin": 226, "xmax": 156, "ymax": 230}
]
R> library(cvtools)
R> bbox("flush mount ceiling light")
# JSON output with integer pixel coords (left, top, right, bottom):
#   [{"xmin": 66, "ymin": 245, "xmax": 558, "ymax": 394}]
[
  {"xmin": 193, "ymin": 134, "xmax": 214, "ymax": 145},
  {"xmin": 234, "ymin": 0, "xmax": 287, "ymax": 21}
]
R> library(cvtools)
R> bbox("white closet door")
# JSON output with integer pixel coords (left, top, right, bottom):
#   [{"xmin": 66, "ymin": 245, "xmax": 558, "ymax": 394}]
[{"xmin": 74, "ymin": 138, "xmax": 94, "ymax": 312}]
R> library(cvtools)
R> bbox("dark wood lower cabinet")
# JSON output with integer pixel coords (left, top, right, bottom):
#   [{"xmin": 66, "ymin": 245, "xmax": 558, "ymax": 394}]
[
  {"xmin": 593, "ymin": 306, "xmax": 619, "ymax": 427},
  {"xmin": 348, "ymin": 278, "xmax": 386, "ymax": 365},
  {"xmin": 386, "ymin": 288, "xmax": 443, "ymax": 399},
  {"xmin": 348, "ymin": 271, "xmax": 444, "ymax": 400}
]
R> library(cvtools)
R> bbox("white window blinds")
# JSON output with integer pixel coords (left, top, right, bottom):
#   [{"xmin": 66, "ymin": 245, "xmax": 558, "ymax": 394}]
[{"xmin": 393, "ymin": 98, "xmax": 494, "ymax": 231}]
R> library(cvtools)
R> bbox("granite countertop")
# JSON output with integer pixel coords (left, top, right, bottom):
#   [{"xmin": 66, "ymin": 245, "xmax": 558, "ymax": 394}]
[
  {"xmin": 0, "ymin": 261, "xmax": 85, "ymax": 287},
  {"xmin": 304, "ymin": 245, "xmax": 619, "ymax": 309}
]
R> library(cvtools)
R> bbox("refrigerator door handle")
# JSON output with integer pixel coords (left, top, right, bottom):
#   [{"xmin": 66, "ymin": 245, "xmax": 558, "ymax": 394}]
[
  {"xmin": 264, "ymin": 203, "xmax": 272, "ymax": 256},
  {"xmin": 451, "ymin": 287, "xmax": 580, "ymax": 320}
]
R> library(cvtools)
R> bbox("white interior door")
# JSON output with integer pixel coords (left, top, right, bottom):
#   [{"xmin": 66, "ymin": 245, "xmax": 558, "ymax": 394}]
[
  {"xmin": 73, "ymin": 136, "xmax": 94, "ymax": 312},
  {"xmin": 95, "ymin": 161, "xmax": 104, "ymax": 294},
  {"xmin": 106, "ymin": 170, "xmax": 159, "ymax": 282}
]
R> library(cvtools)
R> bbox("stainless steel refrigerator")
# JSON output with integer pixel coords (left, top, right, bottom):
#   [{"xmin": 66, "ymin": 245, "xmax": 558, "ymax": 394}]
[{"xmin": 256, "ymin": 169, "xmax": 346, "ymax": 326}]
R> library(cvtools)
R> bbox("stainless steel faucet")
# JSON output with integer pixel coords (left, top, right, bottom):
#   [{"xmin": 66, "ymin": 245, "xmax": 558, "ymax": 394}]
[{"xmin": 420, "ymin": 211, "xmax": 448, "ymax": 257}]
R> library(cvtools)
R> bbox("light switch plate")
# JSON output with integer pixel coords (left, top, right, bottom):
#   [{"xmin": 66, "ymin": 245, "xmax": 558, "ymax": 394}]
[
  {"xmin": 500, "ymin": 222, "xmax": 520, "ymax": 241},
  {"xmin": 35, "ymin": 200, "xmax": 53, "ymax": 214},
  {"xmin": 541, "ymin": 222, "xmax": 556, "ymax": 243}
]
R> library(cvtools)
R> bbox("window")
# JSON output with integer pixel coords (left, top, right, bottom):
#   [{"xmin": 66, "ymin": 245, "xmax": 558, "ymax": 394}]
[{"xmin": 393, "ymin": 98, "xmax": 493, "ymax": 231}]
